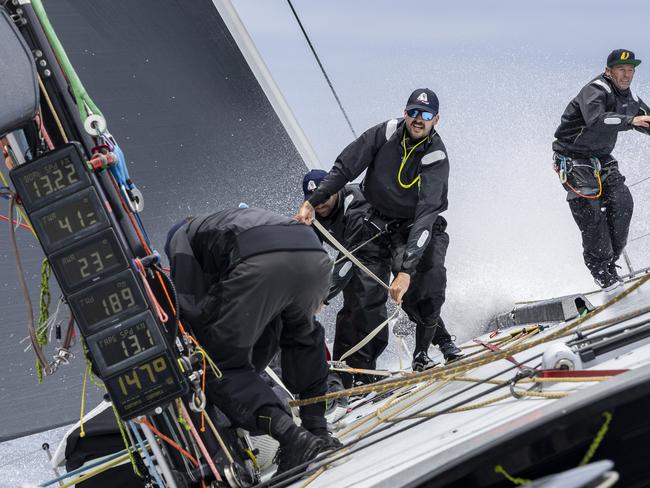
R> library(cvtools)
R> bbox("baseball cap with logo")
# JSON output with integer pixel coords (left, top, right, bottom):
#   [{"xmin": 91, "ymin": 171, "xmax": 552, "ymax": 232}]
[
  {"xmin": 302, "ymin": 169, "xmax": 328, "ymax": 200},
  {"xmin": 607, "ymin": 49, "xmax": 642, "ymax": 67},
  {"xmin": 405, "ymin": 88, "xmax": 439, "ymax": 115}
]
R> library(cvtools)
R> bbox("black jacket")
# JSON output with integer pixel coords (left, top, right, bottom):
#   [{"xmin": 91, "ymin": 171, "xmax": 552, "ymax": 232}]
[
  {"xmin": 167, "ymin": 207, "xmax": 324, "ymax": 327},
  {"xmin": 553, "ymin": 74, "xmax": 650, "ymax": 158},
  {"xmin": 308, "ymin": 119, "xmax": 449, "ymax": 274},
  {"xmin": 314, "ymin": 184, "xmax": 369, "ymax": 300}
]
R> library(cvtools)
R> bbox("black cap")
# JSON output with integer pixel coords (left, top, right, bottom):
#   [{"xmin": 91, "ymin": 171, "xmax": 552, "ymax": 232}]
[
  {"xmin": 607, "ymin": 49, "xmax": 641, "ymax": 67},
  {"xmin": 405, "ymin": 88, "xmax": 439, "ymax": 115},
  {"xmin": 302, "ymin": 169, "xmax": 328, "ymax": 200}
]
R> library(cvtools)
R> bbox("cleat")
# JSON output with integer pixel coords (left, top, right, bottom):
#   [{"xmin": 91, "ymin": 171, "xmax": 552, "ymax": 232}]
[
  {"xmin": 438, "ymin": 339, "xmax": 463, "ymax": 362},
  {"xmin": 411, "ymin": 351, "xmax": 439, "ymax": 372}
]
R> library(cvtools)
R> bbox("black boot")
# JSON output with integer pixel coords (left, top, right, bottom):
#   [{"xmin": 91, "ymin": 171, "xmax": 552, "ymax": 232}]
[
  {"xmin": 258, "ymin": 408, "xmax": 326, "ymax": 476},
  {"xmin": 412, "ymin": 350, "xmax": 439, "ymax": 372},
  {"xmin": 273, "ymin": 426, "xmax": 327, "ymax": 475},
  {"xmin": 309, "ymin": 427, "xmax": 344, "ymax": 450},
  {"xmin": 438, "ymin": 339, "xmax": 463, "ymax": 362}
]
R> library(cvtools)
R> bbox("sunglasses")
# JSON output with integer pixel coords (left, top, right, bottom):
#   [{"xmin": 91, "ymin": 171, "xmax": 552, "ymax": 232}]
[{"xmin": 406, "ymin": 109, "xmax": 434, "ymax": 121}]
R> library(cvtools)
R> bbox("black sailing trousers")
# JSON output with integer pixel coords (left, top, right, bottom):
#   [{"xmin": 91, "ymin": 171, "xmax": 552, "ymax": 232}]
[
  {"xmin": 566, "ymin": 159, "xmax": 633, "ymax": 277},
  {"xmin": 198, "ymin": 251, "xmax": 332, "ymax": 433},
  {"xmin": 332, "ymin": 218, "xmax": 451, "ymax": 368}
]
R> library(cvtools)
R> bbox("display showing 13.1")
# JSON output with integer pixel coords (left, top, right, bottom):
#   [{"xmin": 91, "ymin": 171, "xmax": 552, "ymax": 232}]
[{"xmin": 96, "ymin": 319, "xmax": 157, "ymax": 368}]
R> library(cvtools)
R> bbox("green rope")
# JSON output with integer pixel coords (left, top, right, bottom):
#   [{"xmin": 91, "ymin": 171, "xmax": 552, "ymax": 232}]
[
  {"xmin": 494, "ymin": 465, "xmax": 530, "ymax": 486},
  {"xmin": 495, "ymin": 410, "xmax": 614, "ymax": 485},
  {"xmin": 36, "ymin": 259, "xmax": 51, "ymax": 382},
  {"xmin": 80, "ymin": 338, "xmax": 105, "ymax": 390},
  {"xmin": 580, "ymin": 411, "xmax": 613, "ymax": 465},
  {"xmin": 30, "ymin": 0, "xmax": 104, "ymax": 123},
  {"xmin": 494, "ymin": 464, "xmax": 530, "ymax": 486},
  {"xmin": 110, "ymin": 402, "xmax": 143, "ymax": 478},
  {"xmin": 176, "ymin": 399, "xmax": 191, "ymax": 431}
]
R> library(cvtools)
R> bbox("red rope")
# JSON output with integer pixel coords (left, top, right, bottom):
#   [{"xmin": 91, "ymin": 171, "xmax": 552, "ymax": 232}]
[
  {"xmin": 0, "ymin": 214, "xmax": 33, "ymax": 231},
  {"xmin": 134, "ymin": 258, "xmax": 168, "ymax": 324},
  {"xmin": 136, "ymin": 418, "xmax": 199, "ymax": 467}
]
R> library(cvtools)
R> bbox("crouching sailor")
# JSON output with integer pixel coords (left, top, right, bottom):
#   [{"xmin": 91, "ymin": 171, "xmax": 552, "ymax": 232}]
[
  {"xmin": 165, "ymin": 207, "xmax": 340, "ymax": 474},
  {"xmin": 553, "ymin": 49, "xmax": 650, "ymax": 290}
]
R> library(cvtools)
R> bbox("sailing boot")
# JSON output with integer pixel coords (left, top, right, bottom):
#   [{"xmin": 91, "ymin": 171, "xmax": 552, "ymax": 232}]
[
  {"xmin": 412, "ymin": 351, "xmax": 438, "ymax": 372},
  {"xmin": 432, "ymin": 318, "xmax": 463, "ymax": 362},
  {"xmin": 309, "ymin": 427, "xmax": 344, "ymax": 450},
  {"xmin": 259, "ymin": 409, "xmax": 326, "ymax": 476},
  {"xmin": 607, "ymin": 261, "xmax": 624, "ymax": 283},
  {"xmin": 325, "ymin": 373, "xmax": 348, "ymax": 423},
  {"xmin": 438, "ymin": 338, "xmax": 463, "ymax": 363},
  {"xmin": 593, "ymin": 269, "xmax": 622, "ymax": 292},
  {"xmin": 412, "ymin": 323, "xmax": 439, "ymax": 372}
]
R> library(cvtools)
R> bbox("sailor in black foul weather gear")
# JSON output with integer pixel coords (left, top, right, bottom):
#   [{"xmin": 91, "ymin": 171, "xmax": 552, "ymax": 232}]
[
  {"xmin": 165, "ymin": 207, "xmax": 337, "ymax": 472},
  {"xmin": 553, "ymin": 49, "xmax": 650, "ymax": 291},
  {"xmin": 296, "ymin": 89, "xmax": 462, "ymax": 372},
  {"xmin": 303, "ymin": 169, "xmax": 389, "ymax": 385}
]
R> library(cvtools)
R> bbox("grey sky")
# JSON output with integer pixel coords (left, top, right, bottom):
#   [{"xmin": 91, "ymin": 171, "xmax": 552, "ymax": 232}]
[{"xmin": 232, "ymin": 0, "xmax": 650, "ymax": 335}]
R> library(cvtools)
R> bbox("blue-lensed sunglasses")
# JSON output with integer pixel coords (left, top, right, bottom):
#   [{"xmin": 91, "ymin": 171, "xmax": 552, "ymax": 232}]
[{"xmin": 406, "ymin": 109, "xmax": 434, "ymax": 121}]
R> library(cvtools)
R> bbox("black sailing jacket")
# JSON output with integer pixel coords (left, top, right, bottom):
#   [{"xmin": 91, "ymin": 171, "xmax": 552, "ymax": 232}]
[
  {"xmin": 308, "ymin": 119, "xmax": 449, "ymax": 274},
  {"xmin": 314, "ymin": 183, "xmax": 369, "ymax": 299},
  {"xmin": 553, "ymin": 74, "xmax": 650, "ymax": 158},
  {"xmin": 167, "ymin": 207, "xmax": 324, "ymax": 328}
]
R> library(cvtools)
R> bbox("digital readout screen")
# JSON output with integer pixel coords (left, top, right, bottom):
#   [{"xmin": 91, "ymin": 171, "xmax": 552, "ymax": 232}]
[
  {"xmin": 51, "ymin": 230, "xmax": 126, "ymax": 291},
  {"xmin": 70, "ymin": 270, "xmax": 146, "ymax": 332},
  {"xmin": 106, "ymin": 354, "xmax": 183, "ymax": 418},
  {"xmin": 96, "ymin": 319, "xmax": 158, "ymax": 368},
  {"xmin": 33, "ymin": 188, "xmax": 108, "ymax": 252}
]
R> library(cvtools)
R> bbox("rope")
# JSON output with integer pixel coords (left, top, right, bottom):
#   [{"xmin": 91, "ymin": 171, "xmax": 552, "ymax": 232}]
[
  {"xmin": 178, "ymin": 400, "xmax": 224, "ymax": 482},
  {"xmin": 37, "ymin": 77, "xmax": 68, "ymax": 143},
  {"xmin": 129, "ymin": 421, "xmax": 164, "ymax": 487},
  {"xmin": 79, "ymin": 363, "xmax": 89, "ymax": 438},
  {"xmin": 0, "ymin": 214, "xmax": 33, "ymax": 231},
  {"xmin": 30, "ymin": 0, "xmax": 103, "ymax": 124},
  {"xmin": 580, "ymin": 411, "xmax": 613, "ymax": 465},
  {"xmin": 285, "ymin": 0, "xmax": 357, "ymax": 138},
  {"xmin": 36, "ymin": 259, "xmax": 52, "ymax": 382},
  {"xmin": 8, "ymin": 195, "xmax": 52, "ymax": 374},
  {"xmin": 313, "ymin": 219, "xmax": 389, "ymax": 291},
  {"xmin": 136, "ymin": 418, "xmax": 199, "ymax": 467},
  {"xmin": 494, "ymin": 410, "xmax": 614, "ymax": 486},
  {"xmin": 338, "ymin": 307, "xmax": 400, "ymax": 362},
  {"xmin": 110, "ymin": 402, "xmax": 142, "ymax": 478},
  {"xmin": 290, "ymin": 272, "xmax": 650, "ymax": 407},
  {"xmin": 133, "ymin": 258, "xmax": 168, "ymax": 323},
  {"xmin": 494, "ymin": 465, "xmax": 530, "ymax": 486}
]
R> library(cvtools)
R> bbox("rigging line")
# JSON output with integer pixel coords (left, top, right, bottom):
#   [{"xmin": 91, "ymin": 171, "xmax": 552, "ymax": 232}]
[
  {"xmin": 285, "ymin": 0, "xmax": 358, "ymax": 139},
  {"xmin": 630, "ymin": 231, "xmax": 650, "ymax": 243},
  {"xmin": 266, "ymin": 356, "xmax": 539, "ymax": 487},
  {"xmin": 629, "ymin": 175, "xmax": 650, "ymax": 188}
]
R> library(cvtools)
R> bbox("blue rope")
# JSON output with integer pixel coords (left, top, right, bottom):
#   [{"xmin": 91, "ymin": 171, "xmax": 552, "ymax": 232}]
[
  {"xmin": 39, "ymin": 448, "xmax": 128, "ymax": 486},
  {"xmin": 129, "ymin": 421, "xmax": 164, "ymax": 487}
]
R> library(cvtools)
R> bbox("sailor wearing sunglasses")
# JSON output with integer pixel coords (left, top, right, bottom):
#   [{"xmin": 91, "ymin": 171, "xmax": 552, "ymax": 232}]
[{"xmin": 295, "ymin": 88, "xmax": 461, "ymax": 372}]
